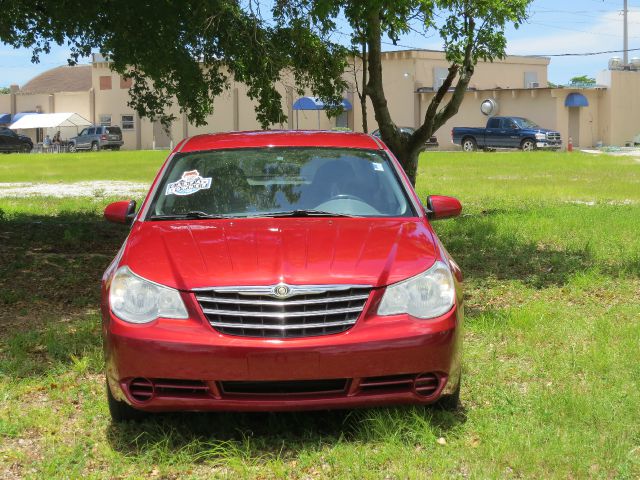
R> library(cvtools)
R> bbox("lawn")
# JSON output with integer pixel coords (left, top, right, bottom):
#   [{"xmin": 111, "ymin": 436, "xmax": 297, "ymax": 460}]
[{"xmin": 1, "ymin": 150, "xmax": 639, "ymax": 479}]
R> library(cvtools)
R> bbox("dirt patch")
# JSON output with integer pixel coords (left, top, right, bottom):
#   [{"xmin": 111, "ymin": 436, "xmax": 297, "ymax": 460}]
[{"xmin": 0, "ymin": 181, "xmax": 149, "ymax": 198}]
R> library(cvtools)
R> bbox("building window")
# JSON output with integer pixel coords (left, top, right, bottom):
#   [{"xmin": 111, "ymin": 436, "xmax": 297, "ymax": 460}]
[
  {"xmin": 121, "ymin": 114, "xmax": 135, "ymax": 130},
  {"xmin": 120, "ymin": 76, "xmax": 133, "ymax": 89},
  {"xmin": 99, "ymin": 76, "xmax": 112, "ymax": 90},
  {"xmin": 524, "ymin": 71, "xmax": 539, "ymax": 88},
  {"xmin": 99, "ymin": 114, "xmax": 112, "ymax": 127}
]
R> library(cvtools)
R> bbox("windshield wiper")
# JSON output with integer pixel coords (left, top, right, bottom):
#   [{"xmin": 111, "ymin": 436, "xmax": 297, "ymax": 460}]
[
  {"xmin": 149, "ymin": 211, "xmax": 232, "ymax": 221},
  {"xmin": 251, "ymin": 209, "xmax": 356, "ymax": 218}
]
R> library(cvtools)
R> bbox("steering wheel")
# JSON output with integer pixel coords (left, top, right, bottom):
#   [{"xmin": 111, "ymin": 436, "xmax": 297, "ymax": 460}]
[{"xmin": 330, "ymin": 193, "xmax": 367, "ymax": 202}]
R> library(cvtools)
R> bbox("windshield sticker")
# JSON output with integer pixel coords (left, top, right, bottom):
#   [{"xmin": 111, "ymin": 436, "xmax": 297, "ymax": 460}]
[
  {"xmin": 372, "ymin": 163, "xmax": 384, "ymax": 172},
  {"xmin": 166, "ymin": 170, "xmax": 212, "ymax": 196}
]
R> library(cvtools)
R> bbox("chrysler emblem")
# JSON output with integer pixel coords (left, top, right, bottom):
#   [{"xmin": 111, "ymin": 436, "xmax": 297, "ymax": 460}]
[{"xmin": 273, "ymin": 284, "xmax": 290, "ymax": 298}]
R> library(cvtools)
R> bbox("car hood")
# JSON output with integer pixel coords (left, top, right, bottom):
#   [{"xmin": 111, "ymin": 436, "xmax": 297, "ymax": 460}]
[
  {"xmin": 119, "ymin": 218, "xmax": 439, "ymax": 290},
  {"xmin": 528, "ymin": 128, "xmax": 559, "ymax": 135}
]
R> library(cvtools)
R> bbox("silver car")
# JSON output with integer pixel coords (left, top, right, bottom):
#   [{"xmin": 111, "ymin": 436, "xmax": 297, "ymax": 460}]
[{"xmin": 69, "ymin": 126, "xmax": 123, "ymax": 152}]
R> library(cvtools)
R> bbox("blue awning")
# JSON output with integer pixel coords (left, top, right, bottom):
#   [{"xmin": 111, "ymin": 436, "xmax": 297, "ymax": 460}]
[
  {"xmin": 565, "ymin": 93, "xmax": 589, "ymax": 107},
  {"xmin": 0, "ymin": 113, "xmax": 11, "ymax": 124},
  {"xmin": 293, "ymin": 96, "xmax": 352, "ymax": 111}
]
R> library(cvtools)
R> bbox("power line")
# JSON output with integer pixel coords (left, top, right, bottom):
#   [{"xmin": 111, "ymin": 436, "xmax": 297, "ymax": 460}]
[{"xmin": 529, "ymin": 46, "xmax": 640, "ymax": 57}]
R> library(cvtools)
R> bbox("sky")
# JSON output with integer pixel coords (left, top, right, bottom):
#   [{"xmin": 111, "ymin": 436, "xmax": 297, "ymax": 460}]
[{"xmin": 1, "ymin": 0, "xmax": 638, "ymax": 87}]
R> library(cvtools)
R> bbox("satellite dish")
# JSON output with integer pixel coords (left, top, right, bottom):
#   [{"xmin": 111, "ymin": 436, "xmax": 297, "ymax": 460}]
[{"xmin": 480, "ymin": 98, "xmax": 498, "ymax": 116}]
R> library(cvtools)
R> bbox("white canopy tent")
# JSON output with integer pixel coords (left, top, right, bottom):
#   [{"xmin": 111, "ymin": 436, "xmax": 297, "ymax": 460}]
[{"xmin": 9, "ymin": 112, "xmax": 92, "ymax": 130}]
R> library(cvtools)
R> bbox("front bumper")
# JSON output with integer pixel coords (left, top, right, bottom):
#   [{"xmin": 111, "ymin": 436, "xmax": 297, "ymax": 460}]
[
  {"xmin": 103, "ymin": 291, "xmax": 462, "ymax": 412},
  {"xmin": 536, "ymin": 141, "xmax": 562, "ymax": 149}
]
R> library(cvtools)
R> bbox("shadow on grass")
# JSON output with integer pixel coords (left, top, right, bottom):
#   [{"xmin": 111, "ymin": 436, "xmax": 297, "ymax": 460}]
[
  {"xmin": 0, "ymin": 211, "xmax": 127, "ymax": 332},
  {"xmin": 438, "ymin": 216, "xmax": 602, "ymax": 288},
  {"xmin": 105, "ymin": 406, "xmax": 466, "ymax": 461}
]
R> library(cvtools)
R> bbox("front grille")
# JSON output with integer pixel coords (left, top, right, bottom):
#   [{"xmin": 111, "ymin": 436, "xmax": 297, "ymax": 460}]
[
  {"xmin": 546, "ymin": 132, "xmax": 561, "ymax": 141},
  {"xmin": 195, "ymin": 284, "xmax": 371, "ymax": 338},
  {"xmin": 220, "ymin": 379, "xmax": 348, "ymax": 396}
]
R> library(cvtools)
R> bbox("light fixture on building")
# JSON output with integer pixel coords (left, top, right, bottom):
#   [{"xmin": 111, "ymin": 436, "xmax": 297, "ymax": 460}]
[{"xmin": 480, "ymin": 98, "xmax": 498, "ymax": 116}]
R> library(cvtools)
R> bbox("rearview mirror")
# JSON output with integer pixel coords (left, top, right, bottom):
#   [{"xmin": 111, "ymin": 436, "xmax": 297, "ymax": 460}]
[
  {"xmin": 425, "ymin": 195, "xmax": 462, "ymax": 220},
  {"xmin": 104, "ymin": 200, "xmax": 137, "ymax": 225}
]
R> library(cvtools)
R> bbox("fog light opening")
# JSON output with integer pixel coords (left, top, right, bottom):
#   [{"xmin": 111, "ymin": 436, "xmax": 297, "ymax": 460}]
[
  {"xmin": 413, "ymin": 373, "xmax": 439, "ymax": 397},
  {"xmin": 129, "ymin": 377, "xmax": 155, "ymax": 402}
]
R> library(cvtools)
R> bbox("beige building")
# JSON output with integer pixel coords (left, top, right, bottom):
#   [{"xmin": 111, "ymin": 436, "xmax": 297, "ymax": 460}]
[{"xmin": 2, "ymin": 50, "xmax": 639, "ymax": 149}]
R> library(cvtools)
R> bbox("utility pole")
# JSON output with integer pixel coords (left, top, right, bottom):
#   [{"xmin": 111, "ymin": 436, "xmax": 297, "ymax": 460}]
[{"xmin": 624, "ymin": 0, "xmax": 629, "ymax": 64}]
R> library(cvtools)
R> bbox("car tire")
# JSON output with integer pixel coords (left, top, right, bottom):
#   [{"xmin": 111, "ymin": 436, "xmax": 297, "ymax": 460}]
[
  {"xmin": 91, "ymin": 142, "xmax": 99, "ymax": 152},
  {"xmin": 22, "ymin": 145, "xmax": 32, "ymax": 153},
  {"xmin": 521, "ymin": 139, "xmax": 536, "ymax": 152},
  {"xmin": 68, "ymin": 143, "xmax": 77, "ymax": 153},
  {"xmin": 462, "ymin": 137, "xmax": 477, "ymax": 152},
  {"xmin": 434, "ymin": 373, "xmax": 461, "ymax": 411},
  {"xmin": 106, "ymin": 379, "xmax": 148, "ymax": 423},
  {"xmin": 112, "ymin": 146, "xmax": 120, "ymax": 151}
]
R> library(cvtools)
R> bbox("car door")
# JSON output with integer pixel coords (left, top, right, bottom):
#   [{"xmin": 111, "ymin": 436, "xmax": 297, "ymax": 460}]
[
  {"xmin": 78, "ymin": 128, "xmax": 92, "ymax": 149},
  {"xmin": 484, "ymin": 117, "xmax": 503, "ymax": 147},
  {"xmin": 2, "ymin": 128, "xmax": 21, "ymax": 152},
  {"xmin": 0, "ymin": 129, "xmax": 8, "ymax": 152},
  {"xmin": 502, "ymin": 118, "xmax": 521, "ymax": 147}
]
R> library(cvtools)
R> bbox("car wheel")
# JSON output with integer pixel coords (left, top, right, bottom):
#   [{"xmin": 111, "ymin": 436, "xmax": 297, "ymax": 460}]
[
  {"xmin": 434, "ymin": 373, "xmax": 461, "ymax": 411},
  {"xmin": 91, "ymin": 142, "xmax": 100, "ymax": 152},
  {"xmin": 106, "ymin": 379, "xmax": 148, "ymax": 423},
  {"xmin": 462, "ymin": 137, "xmax": 477, "ymax": 152},
  {"xmin": 521, "ymin": 139, "xmax": 536, "ymax": 152},
  {"xmin": 112, "ymin": 146, "xmax": 120, "ymax": 151},
  {"xmin": 68, "ymin": 143, "xmax": 77, "ymax": 153}
]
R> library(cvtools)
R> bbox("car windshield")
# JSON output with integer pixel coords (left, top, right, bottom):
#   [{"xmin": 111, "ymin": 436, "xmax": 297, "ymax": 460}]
[
  {"xmin": 147, "ymin": 147, "xmax": 415, "ymax": 219},
  {"xmin": 512, "ymin": 118, "xmax": 541, "ymax": 129},
  {"xmin": 106, "ymin": 126, "xmax": 121, "ymax": 135}
]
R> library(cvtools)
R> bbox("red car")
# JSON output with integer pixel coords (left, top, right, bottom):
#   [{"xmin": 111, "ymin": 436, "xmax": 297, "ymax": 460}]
[{"xmin": 101, "ymin": 131, "xmax": 464, "ymax": 422}]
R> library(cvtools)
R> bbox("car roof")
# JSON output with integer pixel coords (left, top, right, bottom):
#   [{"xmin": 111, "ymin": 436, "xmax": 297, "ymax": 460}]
[{"xmin": 177, "ymin": 130, "xmax": 383, "ymax": 153}]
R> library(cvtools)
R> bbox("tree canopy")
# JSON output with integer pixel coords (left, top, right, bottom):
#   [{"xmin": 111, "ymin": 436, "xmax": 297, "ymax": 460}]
[
  {"xmin": 2, "ymin": 0, "xmax": 531, "ymax": 184},
  {"xmin": 0, "ymin": 1, "xmax": 348, "ymax": 128},
  {"xmin": 569, "ymin": 75, "xmax": 596, "ymax": 86}
]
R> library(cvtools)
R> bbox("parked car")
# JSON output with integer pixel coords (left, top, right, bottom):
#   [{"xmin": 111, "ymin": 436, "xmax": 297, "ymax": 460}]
[
  {"xmin": 101, "ymin": 131, "xmax": 464, "ymax": 422},
  {"xmin": 0, "ymin": 127, "xmax": 33, "ymax": 153},
  {"xmin": 372, "ymin": 127, "xmax": 439, "ymax": 149},
  {"xmin": 452, "ymin": 116, "xmax": 562, "ymax": 152},
  {"xmin": 68, "ymin": 125, "xmax": 123, "ymax": 152}
]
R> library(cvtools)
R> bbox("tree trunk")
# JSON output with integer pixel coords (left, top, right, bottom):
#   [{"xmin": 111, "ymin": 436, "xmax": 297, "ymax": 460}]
[
  {"xmin": 394, "ymin": 146, "xmax": 420, "ymax": 186},
  {"xmin": 360, "ymin": 39, "xmax": 368, "ymax": 133}
]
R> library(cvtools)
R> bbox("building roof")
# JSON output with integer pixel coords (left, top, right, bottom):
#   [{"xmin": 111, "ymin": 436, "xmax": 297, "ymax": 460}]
[
  {"xmin": 20, "ymin": 65, "xmax": 92, "ymax": 94},
  {"xmin": 179, "ymin": 130, "xmax": 381, "ymax": 153}
]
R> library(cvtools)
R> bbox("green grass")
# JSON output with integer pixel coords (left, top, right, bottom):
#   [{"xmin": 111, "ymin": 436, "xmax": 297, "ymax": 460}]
[
  {"xmin": 1, "ymin": 150, "xmax": 639, "ymax": 478},
  {"xmin": 0, "ymin": 150, "xmax": 165, "ymax": 183}
]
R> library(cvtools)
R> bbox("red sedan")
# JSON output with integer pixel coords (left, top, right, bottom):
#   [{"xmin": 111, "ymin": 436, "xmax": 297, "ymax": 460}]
[{"xmin": 101, "ymin": 131, "xmax": 464, "ymax": 422}]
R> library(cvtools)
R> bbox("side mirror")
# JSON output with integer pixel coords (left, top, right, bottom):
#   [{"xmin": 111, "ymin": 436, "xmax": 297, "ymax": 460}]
[
  {"xmin": 425, "ymin": 195, "xmax": 462, "ymax": 220},
  {"xmin": 104, "ymin": 200, "xmax": 137, "ymax": 225}
]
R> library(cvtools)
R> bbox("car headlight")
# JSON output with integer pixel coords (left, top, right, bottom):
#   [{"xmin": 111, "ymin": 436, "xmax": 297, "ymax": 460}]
[
  {"xmin": 109, "ymin": 266, "xmax": 188, "ymax": 323},
  {"xmin": 535, "ymin": 133, "xmax": 546, "ymax": 140},
  {"xmin": 378, "ymin": 261, "xmax": 455, "ymax": 319}
]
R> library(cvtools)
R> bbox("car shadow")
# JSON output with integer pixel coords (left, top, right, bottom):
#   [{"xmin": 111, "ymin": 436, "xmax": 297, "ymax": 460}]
[{"xmin": 105, "ymin": 406, "xmax": 467, "ymax": 459}]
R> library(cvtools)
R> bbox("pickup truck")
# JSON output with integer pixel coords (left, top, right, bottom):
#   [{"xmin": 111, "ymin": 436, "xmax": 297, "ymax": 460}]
[{"xmin": 452, "ymin": 117, "xmax": 562, "ymax": 152}]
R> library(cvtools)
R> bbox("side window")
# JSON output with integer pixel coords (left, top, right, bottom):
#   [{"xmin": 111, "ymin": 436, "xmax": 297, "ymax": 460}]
[
  {"xmin": 487, "ymin": 118, "xmax": 500, "ymax": 129},
  {"xmin": 79, "ymin": 128, "xmax": 88, "ymax": 136},
  {"xmin": 87, "ymin": 128, "xmax": 96, "ymax": 135}
]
